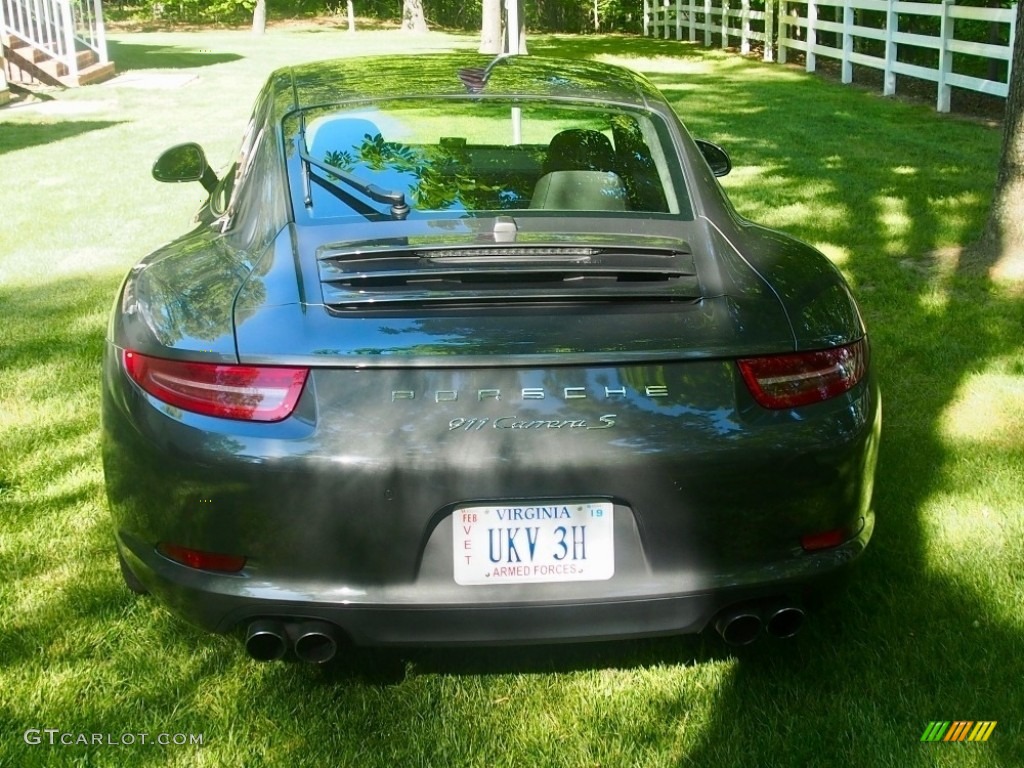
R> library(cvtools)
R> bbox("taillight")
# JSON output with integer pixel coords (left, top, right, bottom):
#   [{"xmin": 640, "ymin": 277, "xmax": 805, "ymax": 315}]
[
  {"xmin": 800, "ymin": 528, "xmax": 846, "ymax": 552},
  {"xmin": 123, "ymin": 350, "xmax": 308, "ymax": 422},
  {"xmin": 737, "ymin": 339, "xmax": 866, "ymax": 410},
  {"xmin": 158, "ymin": 543, "xmax": 246, "ymax": 572}
]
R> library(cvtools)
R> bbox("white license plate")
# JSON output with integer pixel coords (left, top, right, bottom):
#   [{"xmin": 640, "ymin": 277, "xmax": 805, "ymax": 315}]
[{"xmin": 453, "ymin": 501, "xmax": 614, "ymax": 585}]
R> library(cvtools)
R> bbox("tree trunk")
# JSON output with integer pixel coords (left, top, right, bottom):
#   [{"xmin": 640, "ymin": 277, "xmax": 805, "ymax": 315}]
[
  {"xmin": 402, "ymin": 0, "xmax": 429, "ymax": 33},
  {"xmin": 507, "ymin": 0, "xmax": 527, "ymax": 54},
  {"xmin": 252, "ymin": 0, "xmax": 267, "ymax": 34},
  {"xmin": 479, "ymin": 0, "xmax": 502, "ymax": 54},
  {"xmin": 975, "ymin": 0, "xmax": 1024, "ymax": 281}
]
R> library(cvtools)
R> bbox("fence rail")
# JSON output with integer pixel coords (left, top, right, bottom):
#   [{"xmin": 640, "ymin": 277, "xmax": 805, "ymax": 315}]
[
  {"xmin": 645, "ymin": 0, "xmax": 778, "ymax": 58},
  {"xmin": 643, "ymin": 0, "xmax": 1017, "ymax": 112}
]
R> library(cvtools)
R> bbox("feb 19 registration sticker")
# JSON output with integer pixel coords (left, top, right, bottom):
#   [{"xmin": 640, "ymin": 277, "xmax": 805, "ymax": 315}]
[{"xmin": 453, "ymin": 501, "xmax": 614, "ymax": 585}]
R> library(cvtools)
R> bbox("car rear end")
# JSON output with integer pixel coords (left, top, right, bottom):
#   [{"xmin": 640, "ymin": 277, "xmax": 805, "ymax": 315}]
[
  {"xmin": 102, "ymin": 58, "xmax": 879, "ymax": 659},
  {"xmin": 104, "ymin": 225, "xmax": 879, "ymax": 657}
]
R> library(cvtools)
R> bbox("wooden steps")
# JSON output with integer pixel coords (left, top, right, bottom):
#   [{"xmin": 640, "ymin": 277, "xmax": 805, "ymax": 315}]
[{"xmin": 1, "ymin": 31, "xmax": 114, "ymax": 88}]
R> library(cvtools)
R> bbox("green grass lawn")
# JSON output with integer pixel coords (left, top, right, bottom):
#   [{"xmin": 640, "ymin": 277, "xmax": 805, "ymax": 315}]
[{"xmin": 2, "ymin": 27, "xmax": 1022, "ymax": 768}]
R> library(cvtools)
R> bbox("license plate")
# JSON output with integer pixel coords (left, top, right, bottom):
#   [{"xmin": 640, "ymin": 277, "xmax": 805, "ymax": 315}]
[{"xmin": 453, "ymin": 501, "xmax": 614, "ymax": 585}]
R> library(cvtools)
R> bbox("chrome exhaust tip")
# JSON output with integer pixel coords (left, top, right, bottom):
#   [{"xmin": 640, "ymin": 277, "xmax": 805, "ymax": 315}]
[
  {"xmin": 713, "ymin": 605, "xmax": 763, "ymax": 646},
  {"xmin": 244, "ymin": 619, "xmax": 288, "ymax": 661},
  {"xmin": 765, "ymin": 604, "xmax": 805, "ymax": 639},
  {"xmin": 292, "ymin": 621, "xmax": 340, "ymax": 664}
]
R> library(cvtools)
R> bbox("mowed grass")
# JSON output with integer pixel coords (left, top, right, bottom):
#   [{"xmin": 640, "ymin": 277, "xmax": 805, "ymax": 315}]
[{"xmin": 1, "ymin": 27, "xmax": 1022, "ymax": 768}]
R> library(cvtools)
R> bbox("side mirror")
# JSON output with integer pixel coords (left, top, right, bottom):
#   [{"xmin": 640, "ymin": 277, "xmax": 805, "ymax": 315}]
[
  {"xmin": 695, "ymin": 139, "xmax": 732, "ymax": 177},
  {"xmin": 153, "ymin": 143, "xmax": 218, "ymax": 192}
]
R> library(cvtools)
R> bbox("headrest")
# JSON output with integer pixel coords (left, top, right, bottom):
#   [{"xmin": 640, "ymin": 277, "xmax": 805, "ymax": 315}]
[
  {"xmin": 543, "ymin": 129, "xmax": 616, "ymax": 175},
  {"xmin": 530, "ymin": 170, "xmax": 628, "ymax": 211}
]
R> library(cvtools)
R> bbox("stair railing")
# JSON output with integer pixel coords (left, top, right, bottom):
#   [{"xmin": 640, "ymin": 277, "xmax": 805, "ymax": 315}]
[{"xmin": 0, "ymin": 0, "xmax": 108, "ymax": 81}]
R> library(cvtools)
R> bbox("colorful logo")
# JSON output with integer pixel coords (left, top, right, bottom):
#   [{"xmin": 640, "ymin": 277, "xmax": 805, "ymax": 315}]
[{"xmin": 921, "ymin": 721, "xmax": 997, "ymax": 742}]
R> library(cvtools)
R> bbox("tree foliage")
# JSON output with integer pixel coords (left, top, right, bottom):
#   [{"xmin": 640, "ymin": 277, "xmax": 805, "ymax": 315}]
[
  {"xmin": 105, "ymin": 0, "xmax": 256, "ymax": 24},
  {"xmin": 322, "ymin": 132, "xmax": 502, "ymax": 212},
  {"xmin": 104, "ymin": 0, "xmax": 644, "ymax": 32}
]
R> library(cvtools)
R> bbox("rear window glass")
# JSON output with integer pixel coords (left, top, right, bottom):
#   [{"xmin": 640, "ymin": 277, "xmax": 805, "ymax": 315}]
[{"xmin": 283, "ymin": 99, "xmax": 691, "ymax": 223}]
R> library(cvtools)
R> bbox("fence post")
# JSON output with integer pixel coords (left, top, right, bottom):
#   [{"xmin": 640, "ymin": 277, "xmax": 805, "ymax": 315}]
[
  {"xmin": 705, "ymin": 0, "xmax": 713, "ymax": 45},
  {"xmin": 676, "ymin": 0, "xmax": 683, "ymax": 38},
  {"xmin": 740, "ymin": 0, "xmax": 750, "ymax": 53},
  {"xmin": 806, "ymin": 0, "xmax": 817, "ymax": 72},
  {"xmin": 764, "ymin": 0, "xmax": 775, "ymax": 60},
  {"xmin": 722, "ymin": 0, "xmax": 730, "ymax": 47},
  {"xmin": 93, "ymin": 0, "xmax": 109, "ymax": 63},
  {"xmin": 1007, "ymin": 1, "xmax": 1017, "ymax": 86},
  {"xmin": 936, "ymin": 0, "xmax": 953, "ymax": 112},
  {"xmin": 665, "ymin": 0, "xmax": 671, "ymax": 38},
  {"xmin": 643, "ymin": 0, "xmax": 650, "ymax": 36},
  {"xmin": 689, "ymin": 0, "xmax": 697, "ymax": 41},
  {"xmin": 778, "ymin": 0, "xmax": 788, "ymax": 62},
  {"xmin": 842, "ymin": 0, "xmax": 854, "ymax": 82},
  {"xmin": 883, "ymin": 0, "xmax": 897, "ymax": 95}
]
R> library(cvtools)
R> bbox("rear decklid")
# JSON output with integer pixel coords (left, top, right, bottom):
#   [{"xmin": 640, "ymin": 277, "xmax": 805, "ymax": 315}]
[{"xmin": 233, "ymin": 218, "xmax": 794, "ymax": 366}]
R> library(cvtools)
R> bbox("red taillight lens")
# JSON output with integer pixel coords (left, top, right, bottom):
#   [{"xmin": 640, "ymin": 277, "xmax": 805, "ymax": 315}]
[
  {"xmin": 158, "ymin": 543, "xmax": 246, "ymax": 572},
  {"xmin": 737, "ymin": 340, "xmax": 866, "ymax": 410},
  {"xmin": 800, "ymin": 528, "xmax": 846, "ymax": 552},
  {"xmin": 123, "ymin": 350, "xmax": 308, "ymax": 422}
]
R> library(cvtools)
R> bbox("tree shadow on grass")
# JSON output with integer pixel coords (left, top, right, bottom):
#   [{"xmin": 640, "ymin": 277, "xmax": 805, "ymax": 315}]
[
  {"xmin": 598, "ymin": 36, "xmax": 1023, "ymax": 766},
  {"xmin": 106, "ymin": 40, "xmax": 243, "ymax": 71},
  {"xmin": 0, "ymin": 271, "xmax": 251, "ymax": 768},
  {"xmin": 292, "ymin": 19, "xmax": 403, "ymax": 34},
  {"xmin": 0, "ymin": 121, "xmax": 125, "ymax": 155},
  {"xmin": 0, "ymin": 274, "xmax": 121, "ymax": 665},
  {"xmin": 300, "ymin": 36, "xmax": 1024, "ymax": 765},
  {"xmin": 527, "ymin": 33, "xmax": 702, "ymax": 60},
  {"xmin": 308, "ymin": 634, "xmax": 737, "ymax": 689}
]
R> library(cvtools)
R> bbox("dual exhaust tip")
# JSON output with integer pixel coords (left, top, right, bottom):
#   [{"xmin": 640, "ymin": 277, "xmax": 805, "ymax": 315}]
[
  {"xmin": 713, "ymin": 601, "xmax": 805, "ymax": 646},
  {"xmin": 245, "ymin": 619, "xmax": 342, "ymax": 663}
]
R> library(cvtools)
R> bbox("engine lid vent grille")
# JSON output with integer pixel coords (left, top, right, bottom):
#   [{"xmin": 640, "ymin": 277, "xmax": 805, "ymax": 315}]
[{"xmin": 316, "ymin": 244, "xmax": 701, "ymax": 310}]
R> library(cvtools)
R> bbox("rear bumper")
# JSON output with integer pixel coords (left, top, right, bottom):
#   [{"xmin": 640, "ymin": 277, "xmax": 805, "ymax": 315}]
[
  {"xmin": 117, "ymin": 511, "xmax": 870, "ymax": 644},
  {"xmin": 104, "ymin": 342, "xmax": 880, "ymax": 645}
]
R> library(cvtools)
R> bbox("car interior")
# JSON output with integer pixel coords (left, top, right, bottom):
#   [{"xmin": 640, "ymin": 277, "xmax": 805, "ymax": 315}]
[{"xmin": 298, "ymin": 108, "xmax": 677, "ymax": 219}]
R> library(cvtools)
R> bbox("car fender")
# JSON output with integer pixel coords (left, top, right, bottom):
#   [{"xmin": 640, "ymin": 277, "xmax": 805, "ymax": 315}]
[{"xmin": 108, "ymin": 227, "xmax": 253, "ymax": 362}]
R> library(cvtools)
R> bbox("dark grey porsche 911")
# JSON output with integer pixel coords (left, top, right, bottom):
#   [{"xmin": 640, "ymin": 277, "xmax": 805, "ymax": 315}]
[{"xmin": 102, "ymin": 53, "xmax": 880, "ymax": 662}]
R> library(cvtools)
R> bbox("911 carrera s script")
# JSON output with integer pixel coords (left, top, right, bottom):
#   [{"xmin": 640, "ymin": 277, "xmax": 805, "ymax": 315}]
[
  {"xmin": 448, "ymin": 415, "xmax": 617, "ymax": 431},
  {"xmin": 454, "ymin": 502, "xmax": 615, "ymax": 585}
]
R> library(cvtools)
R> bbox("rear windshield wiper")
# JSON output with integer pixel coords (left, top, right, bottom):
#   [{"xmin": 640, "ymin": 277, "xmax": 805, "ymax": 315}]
[
  {"xmin": 298, "ymin": 143, "xmax": 410, "ymax": 220},
  {"xmin": 295, "ymin": 109, "xmax": 410, "ymax": 221}
]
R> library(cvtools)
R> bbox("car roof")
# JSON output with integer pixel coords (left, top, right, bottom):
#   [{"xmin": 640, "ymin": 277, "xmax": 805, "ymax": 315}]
[{"xmin": 267, "ymin": 54, "xmax": 668, "ymax": 121}]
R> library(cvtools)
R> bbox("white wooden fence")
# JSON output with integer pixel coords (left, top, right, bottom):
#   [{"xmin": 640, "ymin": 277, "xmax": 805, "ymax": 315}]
[
  {"xmin": 643, "ymin": 0, "xmax": 1017, "ymax": 112},
  {"xmin": 644, "ymin": 0, "xmax": 778, "ymax": 57}
]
